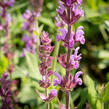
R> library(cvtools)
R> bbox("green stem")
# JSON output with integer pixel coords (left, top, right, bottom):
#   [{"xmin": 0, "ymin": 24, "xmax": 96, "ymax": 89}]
[{"xmin": 45, "ymin": 88, "xmax": 49, "ymax": 109}]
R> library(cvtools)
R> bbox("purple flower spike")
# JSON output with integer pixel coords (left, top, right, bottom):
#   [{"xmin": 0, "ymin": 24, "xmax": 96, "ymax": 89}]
[
  {"xmin": 54, "ymin": 73, "xmax": 62, "ymax": 86},
  {"xmin": 74, "ymin": 71, "xmax": 83, "ymax": 85}
]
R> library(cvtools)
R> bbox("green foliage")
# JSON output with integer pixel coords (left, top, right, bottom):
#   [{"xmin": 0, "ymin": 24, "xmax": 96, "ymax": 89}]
[
  {"xmin": 84, "ymin": 75, "xmax": 102, "ymax": 109},
  {"xmin": 0, "ymin": 0, "xmax": 109, "ymax": 108},
  {"xmin": 0, "ymin": 54, "xmax": 8, "ymax": 77},
  {"xmin": 103, "ymin": 82, "xmax": 109, "ymax": 102}
]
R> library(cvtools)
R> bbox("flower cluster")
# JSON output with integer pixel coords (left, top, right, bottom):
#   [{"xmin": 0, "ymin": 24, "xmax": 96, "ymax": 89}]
[
  {"xmin": 38, "ymin": 32, "xmax": 57, "ymax": 102},
  {"xmin": 54, "ymin": 0, "xmax": 85, "ymax": 92},
  {"xmin": 54, "ymin": 71, "xmax": 83, "ymax": 92},
  {"xmin": 0, "ymin": 72, "xmax": 13, "ymax": 109},
  {"xmin": 0, "ymin": 0, "xmax": 14, "ymax": 37},
  {"xmin": 57, "ymin": 26, "xmax": 85, "ymax": 49},
  {"xmin": 22, "ymin": 10, "xmax": 37, "ymax": 56}
]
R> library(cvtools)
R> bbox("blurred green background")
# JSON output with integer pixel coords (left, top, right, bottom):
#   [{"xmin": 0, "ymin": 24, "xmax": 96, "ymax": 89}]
[{"xmin": 0, "ymin": 0, "xmax": 109, "ymax": 109}]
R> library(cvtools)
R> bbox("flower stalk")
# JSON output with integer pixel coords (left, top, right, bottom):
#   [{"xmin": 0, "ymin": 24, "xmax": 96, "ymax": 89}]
[
  {"xmin": 66, "ymin": 6, "xmax": 72, "ymax": 109},
  {"xmin": 38, "ymin": 32, "xmax": 57, "ymax": 108},
  {"xmin": 54, "ymin": 0, "xmax": 85, "ymax": 108}
]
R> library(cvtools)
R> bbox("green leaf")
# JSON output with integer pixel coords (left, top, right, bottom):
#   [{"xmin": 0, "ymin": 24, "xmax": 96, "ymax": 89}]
[
  {"xmin": 39, "ymin": 16, "xmax": 55, "ymax": 28},
  {"xmin": 18, "ymin": 82, "xmax": 37, "ymax": 104},
  {"xmin": 84, "ymin": 75, "xmax": 101, "ymax": 109},
  {"xmin": 104, "ymin": 21, "xmax": 109, "ymax": 32},
  {"xmin": 78, "ymin": 88, "xmax": 88, "ymax": 109},
  {"xmin": 102, "ymin": 82, "xmax": 109, "ymax": 102},
  {"xmin": 71, "ymin": 88, "xmax": 82, "ymax": 102},
  {"xmin": 0, "ymin": 55, "xmax": 8, "ymax": 77},
  {"xmin": 25, "ymin": 52, "xmax": 41, "ymax": 80}
]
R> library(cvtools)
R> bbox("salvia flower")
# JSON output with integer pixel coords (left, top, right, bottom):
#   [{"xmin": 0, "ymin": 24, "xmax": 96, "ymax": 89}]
[
  {"xmin": 38, "ymin": 31, "xmax": 57, "ymax": 102},
  {"xmin": 54, "ymin": 71, "xmax": 83, "ymax": 91},
  {"xmin": 55, "ymin": 0, "xmax": 85, "ymax": 96},
  {"xmin": 55, "ymin": 0, "xmax": 85, "ymax": 108},
  {"xmin": 39, "ymin": 89, "xmax": 57, "ymax": 102},
  {"xmin": 58, "ymin": 47, "xmax": 82, "ymax": 71},
  {"xmin": 57, "ymin": 26, "xmax": 85, "ymax": 49},
  {"xmin": 55, "ymin": 16, "xmax": 65, "ymax": 27},
  {"xmin": 0, "ymin": 72, "xmax": 13, "ymax": 109},
  {"xmin": 39, "ymin": 32, "xmax": 54, "ymax": 87}
]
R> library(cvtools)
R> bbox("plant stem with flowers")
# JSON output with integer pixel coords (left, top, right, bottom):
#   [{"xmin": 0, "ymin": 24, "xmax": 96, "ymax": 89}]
[
  {"xmin": 65, "ymin": 7, "xmax": 72, "ymax": 109},
  {"xmin": 38, "ymin": 32, "xmax": 57, "ymax": 109},
  {"xmin": 54, "ymin": 0, "xmax": 85, "ymax": 109}
]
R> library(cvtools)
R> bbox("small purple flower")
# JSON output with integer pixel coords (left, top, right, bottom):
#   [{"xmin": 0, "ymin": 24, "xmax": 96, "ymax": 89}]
[
  {"xmin": 56, "ymin": 1, "xmax": 65, "ymax": 15},
  {"xmin": 22, "ymin": 10, "xmax": 31, "ymax": 19},
  {"xmin": 39, "ymin": 76, "xmax": 51, "ymax": 88},
  {"xmin": 22, "ymin": 21, "xmax": 30, "ymax": 30},
  {"xmin": 67, "ymin": 0, "xmax": 71, "ymax": 6},
  {"xmin": 58, "ymin": 47, "xmax": 81, "ymax": 71},
  {"xmin": 41, "ymin": 31, "xmax": 51, "ymax": 44},
  {"xmin": 70, "ymin": 47, "xmax": 82, "ymax": 69},
  {"xmin": 75, "ymin": 26, "xmax": 85, "ymax": 44},
  {"xmin": 49, "ymin": 89, "xmax": 57, "ymax": 97},
  {"xmin": 57, "ymin": 28, "xmax": 67, "ymax": 41},
  {"xmin": 74, "ymin": 71, "xmax": 83, "ymax": 85},
  {"xmin": 22, "ymin": 34, "xmax": 30, "ymax": 42},
  {"xmin": 5, "ymin": 0, "xmax": 15, "ymax": 7},
  {"xmin": 39, "ymin": 89, "xmax": 57, "ymax": 102},
  {"xmin": 54, "ymin": 73, "xmax": 62, "ymax": 86},
  {"xmin": 55, "ymin": 16, "xmax": 65, "ymax": 27}
]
